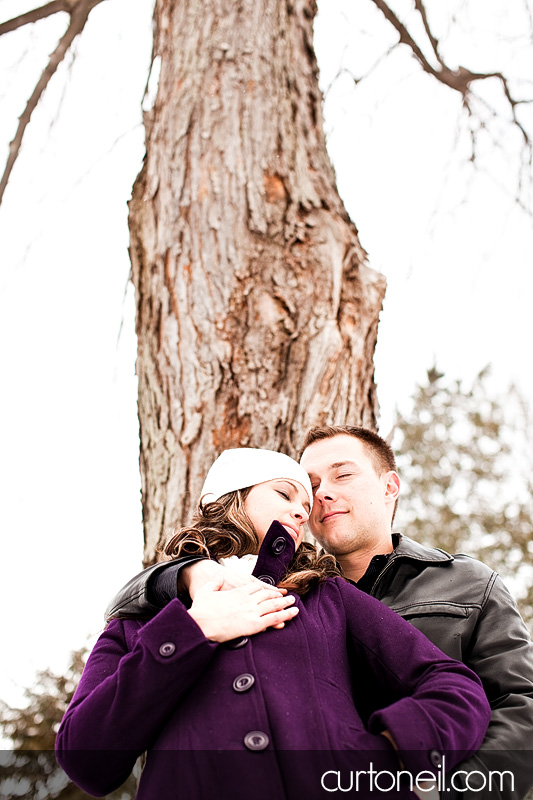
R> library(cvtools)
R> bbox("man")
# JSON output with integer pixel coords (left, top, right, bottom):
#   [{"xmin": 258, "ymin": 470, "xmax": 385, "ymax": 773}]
[{"xmin": 106, "ymin": 426, "xmax": 533, "ymax": 799}]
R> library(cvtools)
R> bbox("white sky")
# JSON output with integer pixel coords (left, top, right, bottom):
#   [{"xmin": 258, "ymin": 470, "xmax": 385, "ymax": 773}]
[{"xmin": 0, "ymin": 0, "xmax": 532, "ymax": 708}]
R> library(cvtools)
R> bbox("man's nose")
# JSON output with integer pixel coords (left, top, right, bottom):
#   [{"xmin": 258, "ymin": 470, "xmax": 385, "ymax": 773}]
[{"xmin": 314, "ymin": 484, "xmax": 335, "ymax": 503}]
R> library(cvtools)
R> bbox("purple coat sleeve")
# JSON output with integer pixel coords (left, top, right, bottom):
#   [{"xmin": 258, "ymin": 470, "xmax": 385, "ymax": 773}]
[
  {"xmin": 55, "ymin": 599, "xmax": 218, "ymax": 796},
  {"xmin": 337, "ymin": 580, "xmax": 491, "ymax": 777}
]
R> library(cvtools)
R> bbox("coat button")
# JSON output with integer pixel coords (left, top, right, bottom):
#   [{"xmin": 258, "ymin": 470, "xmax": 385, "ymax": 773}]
[
  {"xmin": 271, "ymin": 536, "xmax": 287, "ymax": 555},
  {"xmin": 429, "ymin": 749, "xmax": 443, "ymax": 768},
  {"xmin": 243, "ymin": 731, "xmax": 269, "ymax": 751},
  {"xmin": 257, "ymin": 575, "xmax": 275, "ymax": 585},
  {"xmin": 233, "ymin": 673, "xmax": 255, "ymax": 693},
  {"xmin": 227, "ymin": 636, "xmax": 249, "ymax": 649},
  {"xmin": 159, "ymin": 642, "xmax": 176, "ymax": 657}
]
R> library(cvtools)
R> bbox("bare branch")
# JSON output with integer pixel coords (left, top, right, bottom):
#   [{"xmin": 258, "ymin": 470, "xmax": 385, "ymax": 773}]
[
  {"xmin": 413, "ymin": 0, "xmax": 445, "ymax": 69},
  {"xmin": 0, "ymin": 0, "xmax": 106, "ymax": 207},
  {"xmin": 0, "ymin": 1, "xmax": 74, "ymax": 36}
]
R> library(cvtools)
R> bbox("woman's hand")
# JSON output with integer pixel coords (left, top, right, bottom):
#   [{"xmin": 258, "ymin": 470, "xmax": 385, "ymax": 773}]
[
  {"xmin": 413, "ymin": 782, "xmax": 439, "ymax": 800},
  {"xmin": 187, "ymin": 574, "xmax": 299, "ymax": 642},
  {"xmin": 180, "ymin": 559, "xmax": 269, "ymax": 599}
]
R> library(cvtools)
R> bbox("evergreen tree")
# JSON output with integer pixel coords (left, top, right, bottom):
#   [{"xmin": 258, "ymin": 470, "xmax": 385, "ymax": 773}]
[
  {"xmin": 392, "ymin": 366, "xmax": 533, "ymax": 631},
  {"xmin": 0, "ymin": 648, "xmax": 136, "ymax": 800}
]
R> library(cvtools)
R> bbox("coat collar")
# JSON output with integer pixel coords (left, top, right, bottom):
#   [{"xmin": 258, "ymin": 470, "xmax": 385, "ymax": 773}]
[
  {"xmin": 392, "ymin": 532, "xmax": 454, "ymax": 564},
  {"xmin": 252, "ymin": 521, "xmax": 295, "ymax": 584}
]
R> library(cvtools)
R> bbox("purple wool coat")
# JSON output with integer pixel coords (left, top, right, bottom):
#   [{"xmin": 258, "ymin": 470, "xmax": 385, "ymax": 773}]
[{"xmin": 56, "ymin": 523, "xmax": 490, "ymax": 799}]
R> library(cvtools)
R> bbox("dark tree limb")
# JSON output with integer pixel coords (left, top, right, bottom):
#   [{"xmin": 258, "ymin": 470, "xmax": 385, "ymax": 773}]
[
  {"xmin": 0, "ymin": 1, "xmax": 78, "ymax": 36},
  {"xmin": 0, "ymin": 0, "xmax": 105, "ymax": 206},
  {"xmin": 368, "ymin": 0, "xmax": 531, "ymax": 123},
  {"xmin": 369, "ymin": 0, "xmax": 440, "ymax": 79}
]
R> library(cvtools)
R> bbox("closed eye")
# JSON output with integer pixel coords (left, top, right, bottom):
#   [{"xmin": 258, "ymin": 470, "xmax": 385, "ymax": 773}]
[{"xmin": 277, "ymin": 490, "xmax": 290, "ymax": 500}]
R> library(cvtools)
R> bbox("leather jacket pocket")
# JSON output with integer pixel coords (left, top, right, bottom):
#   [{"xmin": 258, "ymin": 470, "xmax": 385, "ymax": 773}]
[{"xmin": 393, "ymin": 602, "xmax": 476, "ymax": 661}]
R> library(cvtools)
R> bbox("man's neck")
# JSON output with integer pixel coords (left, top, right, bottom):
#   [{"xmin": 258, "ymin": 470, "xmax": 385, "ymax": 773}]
[{"xmin": 336, "ymin": 537, "xmax": 395, "ymax": 584}]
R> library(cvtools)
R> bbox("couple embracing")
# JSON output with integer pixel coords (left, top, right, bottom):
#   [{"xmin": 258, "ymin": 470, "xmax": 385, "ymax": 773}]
[{"xmin": 57, "ymin": 425, "xmax": 533, "ymax": 799}]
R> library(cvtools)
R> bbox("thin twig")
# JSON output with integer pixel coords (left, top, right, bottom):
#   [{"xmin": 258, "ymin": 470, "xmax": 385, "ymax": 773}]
[
  {"xmin": 413, "ymin": 0, "xmax": 445, "ymax": 68},
  {"xmin": 324, "ymin": 43, "xmax": 400, "ymax": 99},
  {"xmin": 522, "ymin": 0, "xmax": 533, "ymax": 44}
]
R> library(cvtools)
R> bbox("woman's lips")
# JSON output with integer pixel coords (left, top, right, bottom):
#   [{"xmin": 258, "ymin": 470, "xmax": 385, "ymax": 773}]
[{"xmin": 282, "ymin": 524, "xmax": 300, "ymax": 541}]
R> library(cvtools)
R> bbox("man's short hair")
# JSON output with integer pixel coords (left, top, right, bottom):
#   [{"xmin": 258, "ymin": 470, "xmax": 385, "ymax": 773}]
[{"xmin": 300, "ymin": 425, "xmax": 397, "ymax": 477}]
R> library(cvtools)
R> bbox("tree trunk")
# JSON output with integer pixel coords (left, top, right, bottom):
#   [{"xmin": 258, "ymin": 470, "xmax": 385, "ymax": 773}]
[{"xmin": 128, "ymin": 0, "xmax": 386, "ymax": 564}]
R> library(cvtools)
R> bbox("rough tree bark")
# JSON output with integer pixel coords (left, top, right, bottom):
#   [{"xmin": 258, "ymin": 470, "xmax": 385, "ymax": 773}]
[{"xmin": 128, "ymin": 0, "xmax": 387, "ymax": 564}]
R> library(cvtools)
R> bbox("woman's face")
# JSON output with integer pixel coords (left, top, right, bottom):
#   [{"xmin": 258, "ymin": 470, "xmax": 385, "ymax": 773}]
[{"xmin": 243, "ymin": 479, "xmax": 310, "ymax": 550}]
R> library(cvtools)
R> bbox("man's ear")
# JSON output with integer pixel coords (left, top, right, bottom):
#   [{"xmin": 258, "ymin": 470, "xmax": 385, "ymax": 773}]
[{"xmin": 384, "ymin": 471, "xmax": 400, "ymax": 504}]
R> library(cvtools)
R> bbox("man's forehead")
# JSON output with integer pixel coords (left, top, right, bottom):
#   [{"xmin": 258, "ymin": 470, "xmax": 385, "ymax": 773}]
[{"xmin": 300, "ymin": 435, "xmax": 368, "ymax": 470}]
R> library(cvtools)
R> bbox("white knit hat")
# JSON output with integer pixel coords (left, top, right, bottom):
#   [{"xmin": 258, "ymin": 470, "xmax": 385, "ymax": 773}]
[{"xmin": 200, "ymin": 448, "xmax": 313, "ymax": 508}]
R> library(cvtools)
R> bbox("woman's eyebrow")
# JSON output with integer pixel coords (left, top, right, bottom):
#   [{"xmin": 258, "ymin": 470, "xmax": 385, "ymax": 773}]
[
  {"xmin": 276, "ymin": 479, "xmax": 310, "ymax": 511},
  {"xmin": 276, "ymin": 479, "xmax": 298, "ymax": 488}
]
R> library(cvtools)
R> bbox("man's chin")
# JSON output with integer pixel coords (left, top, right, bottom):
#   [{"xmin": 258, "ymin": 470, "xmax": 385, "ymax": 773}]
[{"xmin": 311, "ymin": 532, "xmax": 347, "ymax": 555}]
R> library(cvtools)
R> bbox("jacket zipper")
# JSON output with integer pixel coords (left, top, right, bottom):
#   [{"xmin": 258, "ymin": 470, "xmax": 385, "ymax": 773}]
[{"xmin": 369, "ymin": 556, "xmax": 398, "ymax": 597}]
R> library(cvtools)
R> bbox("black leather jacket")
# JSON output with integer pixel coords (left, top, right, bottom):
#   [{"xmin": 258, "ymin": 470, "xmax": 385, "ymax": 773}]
[{"xmin": 105, "ymin": 534, "xmax": 533, "ymax": 799}]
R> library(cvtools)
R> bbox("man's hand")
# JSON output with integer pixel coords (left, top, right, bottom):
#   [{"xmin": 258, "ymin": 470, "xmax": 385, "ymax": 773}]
[{"xmin": 187, "ymin": 575, "xmax": 299, "ymax": 642}]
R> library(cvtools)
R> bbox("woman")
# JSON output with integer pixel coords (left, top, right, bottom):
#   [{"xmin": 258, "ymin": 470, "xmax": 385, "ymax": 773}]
[{"xmin": 56, "ymin": 448, "xmax": 490, "ymax": 799}]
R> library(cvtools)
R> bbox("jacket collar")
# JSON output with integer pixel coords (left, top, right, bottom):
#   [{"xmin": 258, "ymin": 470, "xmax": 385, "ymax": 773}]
[{"xmin": 392, "ymin": 532, "xmax": 454, "ymax": 564}]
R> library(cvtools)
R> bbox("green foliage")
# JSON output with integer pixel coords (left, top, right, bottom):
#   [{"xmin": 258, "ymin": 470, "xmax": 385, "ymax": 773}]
[
  {"xmin": 0, "ymin": 648, "xmax": 136, "ymax": 800},
  {"xmin": 392, "ymin": 366, "xmax": 533, "ymax": 631}
]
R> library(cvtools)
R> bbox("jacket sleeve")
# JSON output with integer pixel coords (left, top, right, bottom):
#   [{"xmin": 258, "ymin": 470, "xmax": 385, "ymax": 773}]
[
  {"xmin": 447, "ymin": 574, "xmax": 533, "ymax": 800},
  {"xmin": 56, "ymin": 598, "xmax": 218, "ymax": 796},
  {"xmin": 104, "ymin": 555, "xmax": 208, "ymax": 621},
  {"xmin": 337, "ymin": 580, "xmax": 491, "ymax": 779}
]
